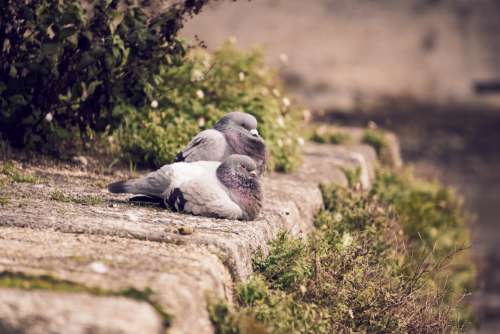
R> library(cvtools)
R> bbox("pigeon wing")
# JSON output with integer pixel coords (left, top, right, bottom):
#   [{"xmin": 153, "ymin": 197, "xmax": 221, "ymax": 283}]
[
  {"xmin": 175, "ymin": 129, "xmax": 227, "ymax": 162},
  {"xmin": 178, "ymin": 177, "xmax": 243, "ymax": 220},
  {"xmin": 108, "ymin": 165, "xmax": 174, "ymax": 198}
]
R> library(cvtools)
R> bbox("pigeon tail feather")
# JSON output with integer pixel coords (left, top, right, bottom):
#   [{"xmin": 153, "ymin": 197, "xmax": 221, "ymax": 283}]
[{"xmin": 108, "ymin": 180, "xmax": 133, "ymax": 193}]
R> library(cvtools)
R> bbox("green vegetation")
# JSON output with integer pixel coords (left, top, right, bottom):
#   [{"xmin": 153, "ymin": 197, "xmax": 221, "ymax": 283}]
[
  {"xmin": 0, "ymin": 1, "xmax": 302, "ymax": 172},
  {"xmin": 114, "ymin": 43, "xmax": 302, "ymax": 171},
  {"xmin": 0, "ymin": 271, "xmax": 171, "ymax": 327},
  {"xmin": 0, "ymin": 0, "xmax": 208, "ymax": 152},
  {"xmin": 362, "ymin": 129, "xmax": 393, "ymax": 165},
  {"xmin": 210, "ymin": 169, "xmax": 473, "ymax": 334},
  {"xmin": 310, "ymin": 126, "xmax": 351, "ymax": 145},
  {"xmin": 342, "ymin": 166, "xmax": 361, "ymax": 188},
  {"xmin": 0, "ymin": 195, "xmax": 9, "ymax": 206},
  {"xmin": 50, "ymin": 189, "xmax": 103, "ymax": 206},
  {"xmin": 371, "ymin": 169, "xmax": 474, "ymax": 316},
  {"xmin": 0, "ymin": 161, "xmax": 40, "ymax": 184}
]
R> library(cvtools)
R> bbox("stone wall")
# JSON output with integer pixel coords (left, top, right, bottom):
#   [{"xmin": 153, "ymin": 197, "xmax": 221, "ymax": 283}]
[{"xmin": 0, "ymin": 136, "xmax": 391, "ymax": 334}]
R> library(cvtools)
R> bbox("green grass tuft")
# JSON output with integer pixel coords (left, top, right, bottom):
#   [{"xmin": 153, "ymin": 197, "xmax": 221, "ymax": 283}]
[
  {"xmin": 50, "ymin": 190, "xmax": 103, "ymax": 206},
  {"xmin": 0, "ymin": 162, "xmax": 40, "ymax": 184},
  {"xmin": 0, "ymin": 195, "xmax": 9, "ymax": 206},
  {"xmin": 362, "ymin": 129, "xmax": 395, "ymax": 166},
  {"xmin": 342, "ymin": 166, "xmax": 362, "ymax": 188},
  {"xmin": 310, "ymin": 127, "xmax": 351, "ymax": 145}
]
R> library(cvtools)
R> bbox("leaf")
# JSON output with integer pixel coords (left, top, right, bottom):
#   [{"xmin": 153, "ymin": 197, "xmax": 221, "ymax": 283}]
[
  {"xmin": 109, "ymin": 12, "xmax": 125, "ymax": 34},
  {"xmin": 8, "ymin": 94, "xmax": 28, "ymax": 106},
  {"xmin": 8, "ymin": 66, "xmax": 17, "ymax": 78},
  {"xmin": 87, "ymin": 81, "xmax": 102, "ymax": 96},
  {"xmin": 46, "ymin": 24, "xmax": 56, "ymax": 39}
]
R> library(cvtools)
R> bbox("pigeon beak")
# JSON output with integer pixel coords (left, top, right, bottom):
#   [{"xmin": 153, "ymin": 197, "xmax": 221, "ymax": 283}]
[
  {"xmin": 249, "ymin": 129, "xmax": 259, "ymax": 137},
  {"xmin": 250, "ymin": 170, "xmax": 257, "ymax": 177}
]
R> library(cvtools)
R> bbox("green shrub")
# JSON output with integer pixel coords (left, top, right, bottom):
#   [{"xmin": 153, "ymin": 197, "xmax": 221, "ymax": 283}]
[
  {"xmin": 1, "ymin": 1, "xmax": 302, "ymax": 172},
  {"xmin": 309, "ymin": 126, "xmax": 350, "ymax": 145},
  {"xmin": 210, "ymin": 170, "xmax": 473, "ymax": 334},
  {"xmin": 0, "ymin": 0, "xmax": 210, "ymax": 152},
  {"xmin": 370, "ymin": 169, "xmax": 474, "ymax": 317},
  {"xmin": 362, "ymin": 128, "xmax": 396, "ymax": 165},
  {"xmin": 115, "ymin": 43, "xmax": 303, "ymax": 171}
]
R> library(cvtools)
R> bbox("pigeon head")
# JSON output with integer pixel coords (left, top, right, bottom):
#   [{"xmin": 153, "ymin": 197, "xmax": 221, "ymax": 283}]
[
  {"xmin": 214, "ymin": 112, "xmax": 267, "ymax": 175},
  {"xmin": 214, "ymin": 112, "xmax": 259, "ymax": 137},
  {"xmin": 217, "ymin": 154, "xmax": 262, "ymax": 220}
]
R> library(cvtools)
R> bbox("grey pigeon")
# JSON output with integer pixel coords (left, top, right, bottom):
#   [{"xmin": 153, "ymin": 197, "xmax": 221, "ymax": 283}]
[
  {"xmin": 108, "ymin": 155, "xmax": 262, "ymax": 220},
  {"xmin": 175, "ymin": 112, "xmax": 267, "ymax": 175}
]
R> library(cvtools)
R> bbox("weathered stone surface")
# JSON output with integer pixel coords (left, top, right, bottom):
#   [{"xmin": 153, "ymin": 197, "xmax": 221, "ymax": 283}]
[
  {"xmin": 0, "ymin": 140, "xmax": 382, "ymax": 334},
  {"xmin": 0, "ymin": 227, "xmax": 228, "ymax": 334},
  {"xmin": 0, "ymin": 288, "xmax": 163, "ymax": 334}
]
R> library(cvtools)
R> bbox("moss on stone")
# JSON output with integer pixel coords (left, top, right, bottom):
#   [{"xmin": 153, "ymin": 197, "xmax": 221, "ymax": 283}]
[
  {"xmin": 309, "ymin": 127, "xmax": 351, "ymax": 145},
  {"xmin": 0, "ymin": 271, "xmax": 171, "ymax": 327},
  {"xmin": 362, "ymin": 129, "xmax": 394, "ymax": 166},
  {"xmin": 50, "ymin": 189, "xmax": 103, "ymax": 206}
]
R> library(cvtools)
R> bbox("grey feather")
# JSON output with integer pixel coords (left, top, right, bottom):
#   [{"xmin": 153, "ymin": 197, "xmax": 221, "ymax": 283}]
[
  {"xmin": 108, "ymin": 156, "xmax": 262, "ymax": 220},
  {"xmin": 174, "ymin": 112, "xmax": 267, "ymax": 175},
  {"xmin": 175, "ymin": 129, "xmax": 227, "ymax": 162},
  {"xmin": 107, "ymin": 166, "xmax": 172, "ymax": 198}
]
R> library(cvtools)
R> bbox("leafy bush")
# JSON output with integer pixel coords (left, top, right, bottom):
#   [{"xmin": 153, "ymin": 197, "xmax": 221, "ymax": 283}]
[
  {"xmin": 0, "ymin": 1, "xmax": 303, "ymax": 172},
  {"xmin": 0, "ymin": 0, "xmax": 209, "ymax": 152},
  {"xmin": 114, "ymin": 43, "xmax": 303, "ymax": 171},
  {"xmin": 210, "ymin": 170, "xmax": 473, "ymax": 334}
]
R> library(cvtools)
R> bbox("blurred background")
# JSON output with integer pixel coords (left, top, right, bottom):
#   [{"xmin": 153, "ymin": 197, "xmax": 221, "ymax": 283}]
[{"xmin": 181, "ymin": 0, "xmax": 500, "ymax": 332}]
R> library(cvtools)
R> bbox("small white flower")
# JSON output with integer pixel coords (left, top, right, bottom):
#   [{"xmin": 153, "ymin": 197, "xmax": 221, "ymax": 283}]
[
  {"xmin": 238, "ymin": 72, "xmax": 245, "ymax": 81},
  {"xmin": 297, "ymin": 137, "xmax": 305, "ymax": 146},
  {"xmin": 260, "ymin": 87, "xmax": 269, "ymax": 96},
  {"xmin": 197, "ymin": 117, "xmax": 206, "ymax": 127},
  {"xmin": 196, "ymin": 89, "xmax": 204, "ymax": 99},
  {"xmin": 341, "ymin": 233, "xmax": 353, "ymax": 248},
  {"xmin": 150, "ymin": 100, "xmax": 159, "ymax": 108},
  {"xmin": 44, "ymin": 113, "xmax": 53, "ymax": 122},
  {"xmin": 89, "ymin": 261, "xmax": 108, "ymax": 274},
  {"xmin": 334, "ymin": 213, "xmax": 343, "ymax": 222},
  {"xmin": 191, "ymin": 69, "xmax": 204, "ymax": 82},
  {"xmin": 282, "ymin": 97, "xmax": 290, "ymax": 108},
  {"xmin": 277, "ymin": 139, "xmax": 283, "ymax": 147},
  {"xmin": 276, "ymin": 116, "xmax": 285, "ymax": 127},
  {"xmin": 272, "ymin": 88, "xmax": 281, "ymax": 97},
  {"xmin": 279, "ymin": 53, "xmax": 289, "ymax": 64},
  {"xmin": 299, "ymin": 285, "xmax": 307, "ymax": 295}
]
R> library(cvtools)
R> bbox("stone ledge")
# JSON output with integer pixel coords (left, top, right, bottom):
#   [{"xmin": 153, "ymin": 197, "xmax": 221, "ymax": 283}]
[
  {"xmin": 0, "ymin": 140, "xmax": 382, "ymax": 334},
  {"xmin": 0, "ymin": 288, "xmax": 163, "ymax": 334}
]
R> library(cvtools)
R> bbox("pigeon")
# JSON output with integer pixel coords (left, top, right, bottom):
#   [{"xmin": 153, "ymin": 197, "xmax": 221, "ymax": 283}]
[
  {"xmin": 175, "ymin": 112, "xmax": 267, "ymax": 175},
  {"xmin": 108, "ymin": 155, "xmax": 262, "ymax": 220}
]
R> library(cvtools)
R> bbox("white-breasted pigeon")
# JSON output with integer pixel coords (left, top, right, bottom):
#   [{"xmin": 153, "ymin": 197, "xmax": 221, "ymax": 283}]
[
  {"xmin": 108, "ymin": 155, "xmax": 262, "ymax": 220},
  {"xmin": 175, "ymin": 112, "xmax": 267, "ymax": 175}
]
